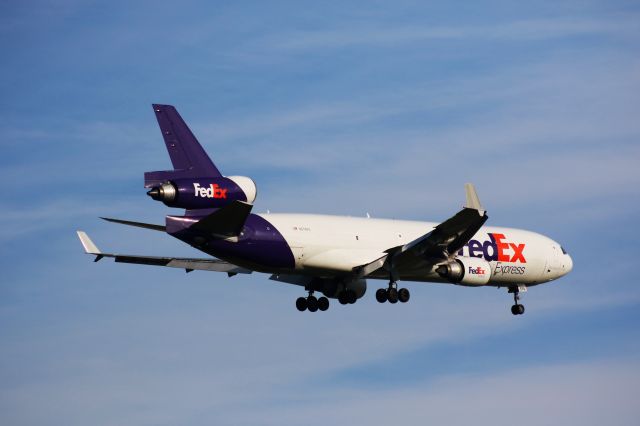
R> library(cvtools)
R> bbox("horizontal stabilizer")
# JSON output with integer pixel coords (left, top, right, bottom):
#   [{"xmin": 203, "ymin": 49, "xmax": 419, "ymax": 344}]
[
  {"xmin": 189, "ymin": 201, "xmax": 253, "ymax": 239},
  {"xmin": 101, "ymin": 217, "xmax": 166, "ymax": 232}
]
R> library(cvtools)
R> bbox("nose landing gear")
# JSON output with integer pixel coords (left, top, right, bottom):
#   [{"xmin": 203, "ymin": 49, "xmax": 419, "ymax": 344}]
[
  {"xmin": 509, "ymin": 286, "xmax": 526, "ymax": 315},
  {"xmin": 511, "ymin": 303, "xmax": 525, "ymax": 315}
]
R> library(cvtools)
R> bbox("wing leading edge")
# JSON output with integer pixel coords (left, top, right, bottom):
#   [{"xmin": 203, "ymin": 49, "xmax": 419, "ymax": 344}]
[{"xmin": 76, "ymin": 231, "xmax": 251, "ymax": 275}]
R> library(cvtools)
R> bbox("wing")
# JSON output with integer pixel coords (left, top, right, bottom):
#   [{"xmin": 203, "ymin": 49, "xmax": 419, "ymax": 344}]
[
  {"xmin": 356, "ymin": 183, "xmax": 488, "ymax": 277},
  {"xmin": 77, "ymin": 231, "xmax": 251, "ymax": 275}
]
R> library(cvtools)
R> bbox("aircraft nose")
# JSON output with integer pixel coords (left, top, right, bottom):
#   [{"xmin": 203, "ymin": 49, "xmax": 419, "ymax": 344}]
[
  {"xmin": 556, "ymin": 244, "xmax": 573, "ymax": 277},
  {"xmin": 565, "ymin": 254, "xmax": 573, "ymax": 274}
]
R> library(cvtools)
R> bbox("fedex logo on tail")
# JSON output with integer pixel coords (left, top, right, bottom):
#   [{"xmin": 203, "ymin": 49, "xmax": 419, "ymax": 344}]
[
  {"xmin": 458, "ymin": 233, "xmax": 526, "ymax": 263},
  {"xmin": 193, "ymin": 182, "xmax": 227, "ymax": 199}
]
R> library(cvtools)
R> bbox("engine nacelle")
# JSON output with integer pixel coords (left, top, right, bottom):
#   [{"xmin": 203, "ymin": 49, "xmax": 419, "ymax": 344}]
[
  {"xmin": 147, "ymin": 176, "xmax": 257, "ymax": 209},
  {"xmin": 436, "ymin": 257, "xmax": 492, "ymax": 286}
]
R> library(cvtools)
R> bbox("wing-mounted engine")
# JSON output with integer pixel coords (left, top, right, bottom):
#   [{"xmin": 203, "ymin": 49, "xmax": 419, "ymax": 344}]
[
  {"xmin": 146, "ymin": 176, "xmax": 257, "ymax": 209},
  {"xmin": 436, "ymin": 256, "xmax": 492, "ymax": 286}
]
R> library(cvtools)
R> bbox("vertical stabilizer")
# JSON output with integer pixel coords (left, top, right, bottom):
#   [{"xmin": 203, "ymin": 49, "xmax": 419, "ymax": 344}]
[{"xmin": 145, "ymin": 104, "xmax": 221, "ymax": 187}]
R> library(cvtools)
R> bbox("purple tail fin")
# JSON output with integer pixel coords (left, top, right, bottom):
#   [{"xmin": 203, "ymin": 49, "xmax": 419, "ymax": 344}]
[{"xmin": 145, "ymin": 104, "xmax": 221, "ymax": 187}]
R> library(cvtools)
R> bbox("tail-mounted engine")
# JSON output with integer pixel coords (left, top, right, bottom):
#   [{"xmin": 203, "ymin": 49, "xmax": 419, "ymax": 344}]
[
  {"xmin": 436, "ymin": 257, "xmax": 492, "ymax": 286},
  {"xmin": 147, "ymin": 176, "xmax": 257, "ymax": 209}
]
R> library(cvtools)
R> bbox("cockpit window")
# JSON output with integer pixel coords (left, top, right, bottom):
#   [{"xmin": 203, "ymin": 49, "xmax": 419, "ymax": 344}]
[{"xmin": 561, "ymin": 246, "xmax": 567, "ymax": 255}]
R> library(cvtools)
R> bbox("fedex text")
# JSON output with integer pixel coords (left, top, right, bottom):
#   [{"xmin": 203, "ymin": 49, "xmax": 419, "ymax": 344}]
[
  {"xmin": 468, "ymin": 266, "xmax": 486, "ymax": 275},
  {"xmin": 458, "ymin": 233, "xmax": 526, "ymax": 263},
  {"xmin": 193, "ymin": 182, "xmax": 227, "ymax": 199}
]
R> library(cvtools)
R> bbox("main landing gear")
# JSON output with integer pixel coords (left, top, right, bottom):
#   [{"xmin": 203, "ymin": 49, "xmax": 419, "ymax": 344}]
[
  {"xmin": 296, "ymin": 291, "xmax": 330, "ymax": 312},
  {"xmin": 509, "ymin": 286, "xmax": 525, "ymax": 315},
  {"xmin": 338, "ymin": 289, "xmax": 357, "ymax": 305},
  {"xmin": 295, "ymin": 285, "xmax": 358, "ymax": 312},
  {"xmin": 376, "ymin": 281, "xmax": 410, "ymax": 304}
]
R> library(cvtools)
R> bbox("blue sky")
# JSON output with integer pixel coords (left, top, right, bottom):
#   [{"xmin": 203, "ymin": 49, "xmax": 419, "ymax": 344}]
[{"xmin": 1, "ymin": 0, "xmax": 639, "ymax": 424}]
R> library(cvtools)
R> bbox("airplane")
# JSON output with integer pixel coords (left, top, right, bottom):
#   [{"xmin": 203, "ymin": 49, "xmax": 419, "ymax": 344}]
[{"xmin": 77, "ymin": 104, "xmax": 573, "ymax": 315}]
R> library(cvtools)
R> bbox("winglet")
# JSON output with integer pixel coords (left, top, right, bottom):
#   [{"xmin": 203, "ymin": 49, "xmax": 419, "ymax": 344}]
[
  {"xmin": 464, "ymin": 183, "xmax": 485, "ymax": 216},
  {"xmin": 77, "ymin": 231, "xmax": 104, "ymax": 261}
]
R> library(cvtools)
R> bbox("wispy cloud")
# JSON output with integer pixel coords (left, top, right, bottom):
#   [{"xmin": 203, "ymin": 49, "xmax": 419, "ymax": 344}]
[
  {"xmin": 268, "ymin": 16, "xmax": 640, "ymax": 51},
  {"xmin": 2, "ymin": 2, "xmax": 640, "ymax": 424},
  {"xmin": 255, "ymin": 359, "xmax": 640, "ymax": 426},
  {"xmin": 172, "ymin": 48, "xmax": 640, "ymax": 220}
]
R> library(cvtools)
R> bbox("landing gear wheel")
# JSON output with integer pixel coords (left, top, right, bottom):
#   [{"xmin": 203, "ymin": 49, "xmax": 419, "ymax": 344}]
[
  {"xmin": 346, "ymin": 290, "xmax": 357, "ymax": 304},
  {"xmin": 387, "ymin": 288, "xmax": 399, "ymax": 304},
  {"xmin": 398, "ymin": 288, "xmax": 410, "ymax": 303},
  {"xmin": 338, "ymin": 292, "xmax": 349, "ymax": 305},
  {"xmin": 376, "ymin": 288, "xmax": 388, "ymax": 303},
  {"xmin": 509, "ymin": 287, "xmax": 526, "ymax": 315},
  {"xmin": 511, "ymin": 304, "xmax": 525, "ymax": 315},
  {"xmin": 307, "ymin": 295, "xmax": 318, "ymax": 312},
  {"xmin": 318, "ymin": 296, "xmax": 330, "ymax": 311},
  {"xmin": 296, "ymin": 297, "xmax": 307, "ymax": 312}
]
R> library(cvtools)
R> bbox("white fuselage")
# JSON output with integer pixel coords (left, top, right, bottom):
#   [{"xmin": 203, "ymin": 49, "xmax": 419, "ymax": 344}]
[{"xmin": 261, "ymin": 213, "xmax": 573, "ymax": 287}]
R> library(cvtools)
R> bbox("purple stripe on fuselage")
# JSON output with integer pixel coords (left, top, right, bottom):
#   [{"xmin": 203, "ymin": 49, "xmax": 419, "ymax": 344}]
[{"xmin": 166, "ymin": 213, "xmax": 294, "ymax": 271}]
